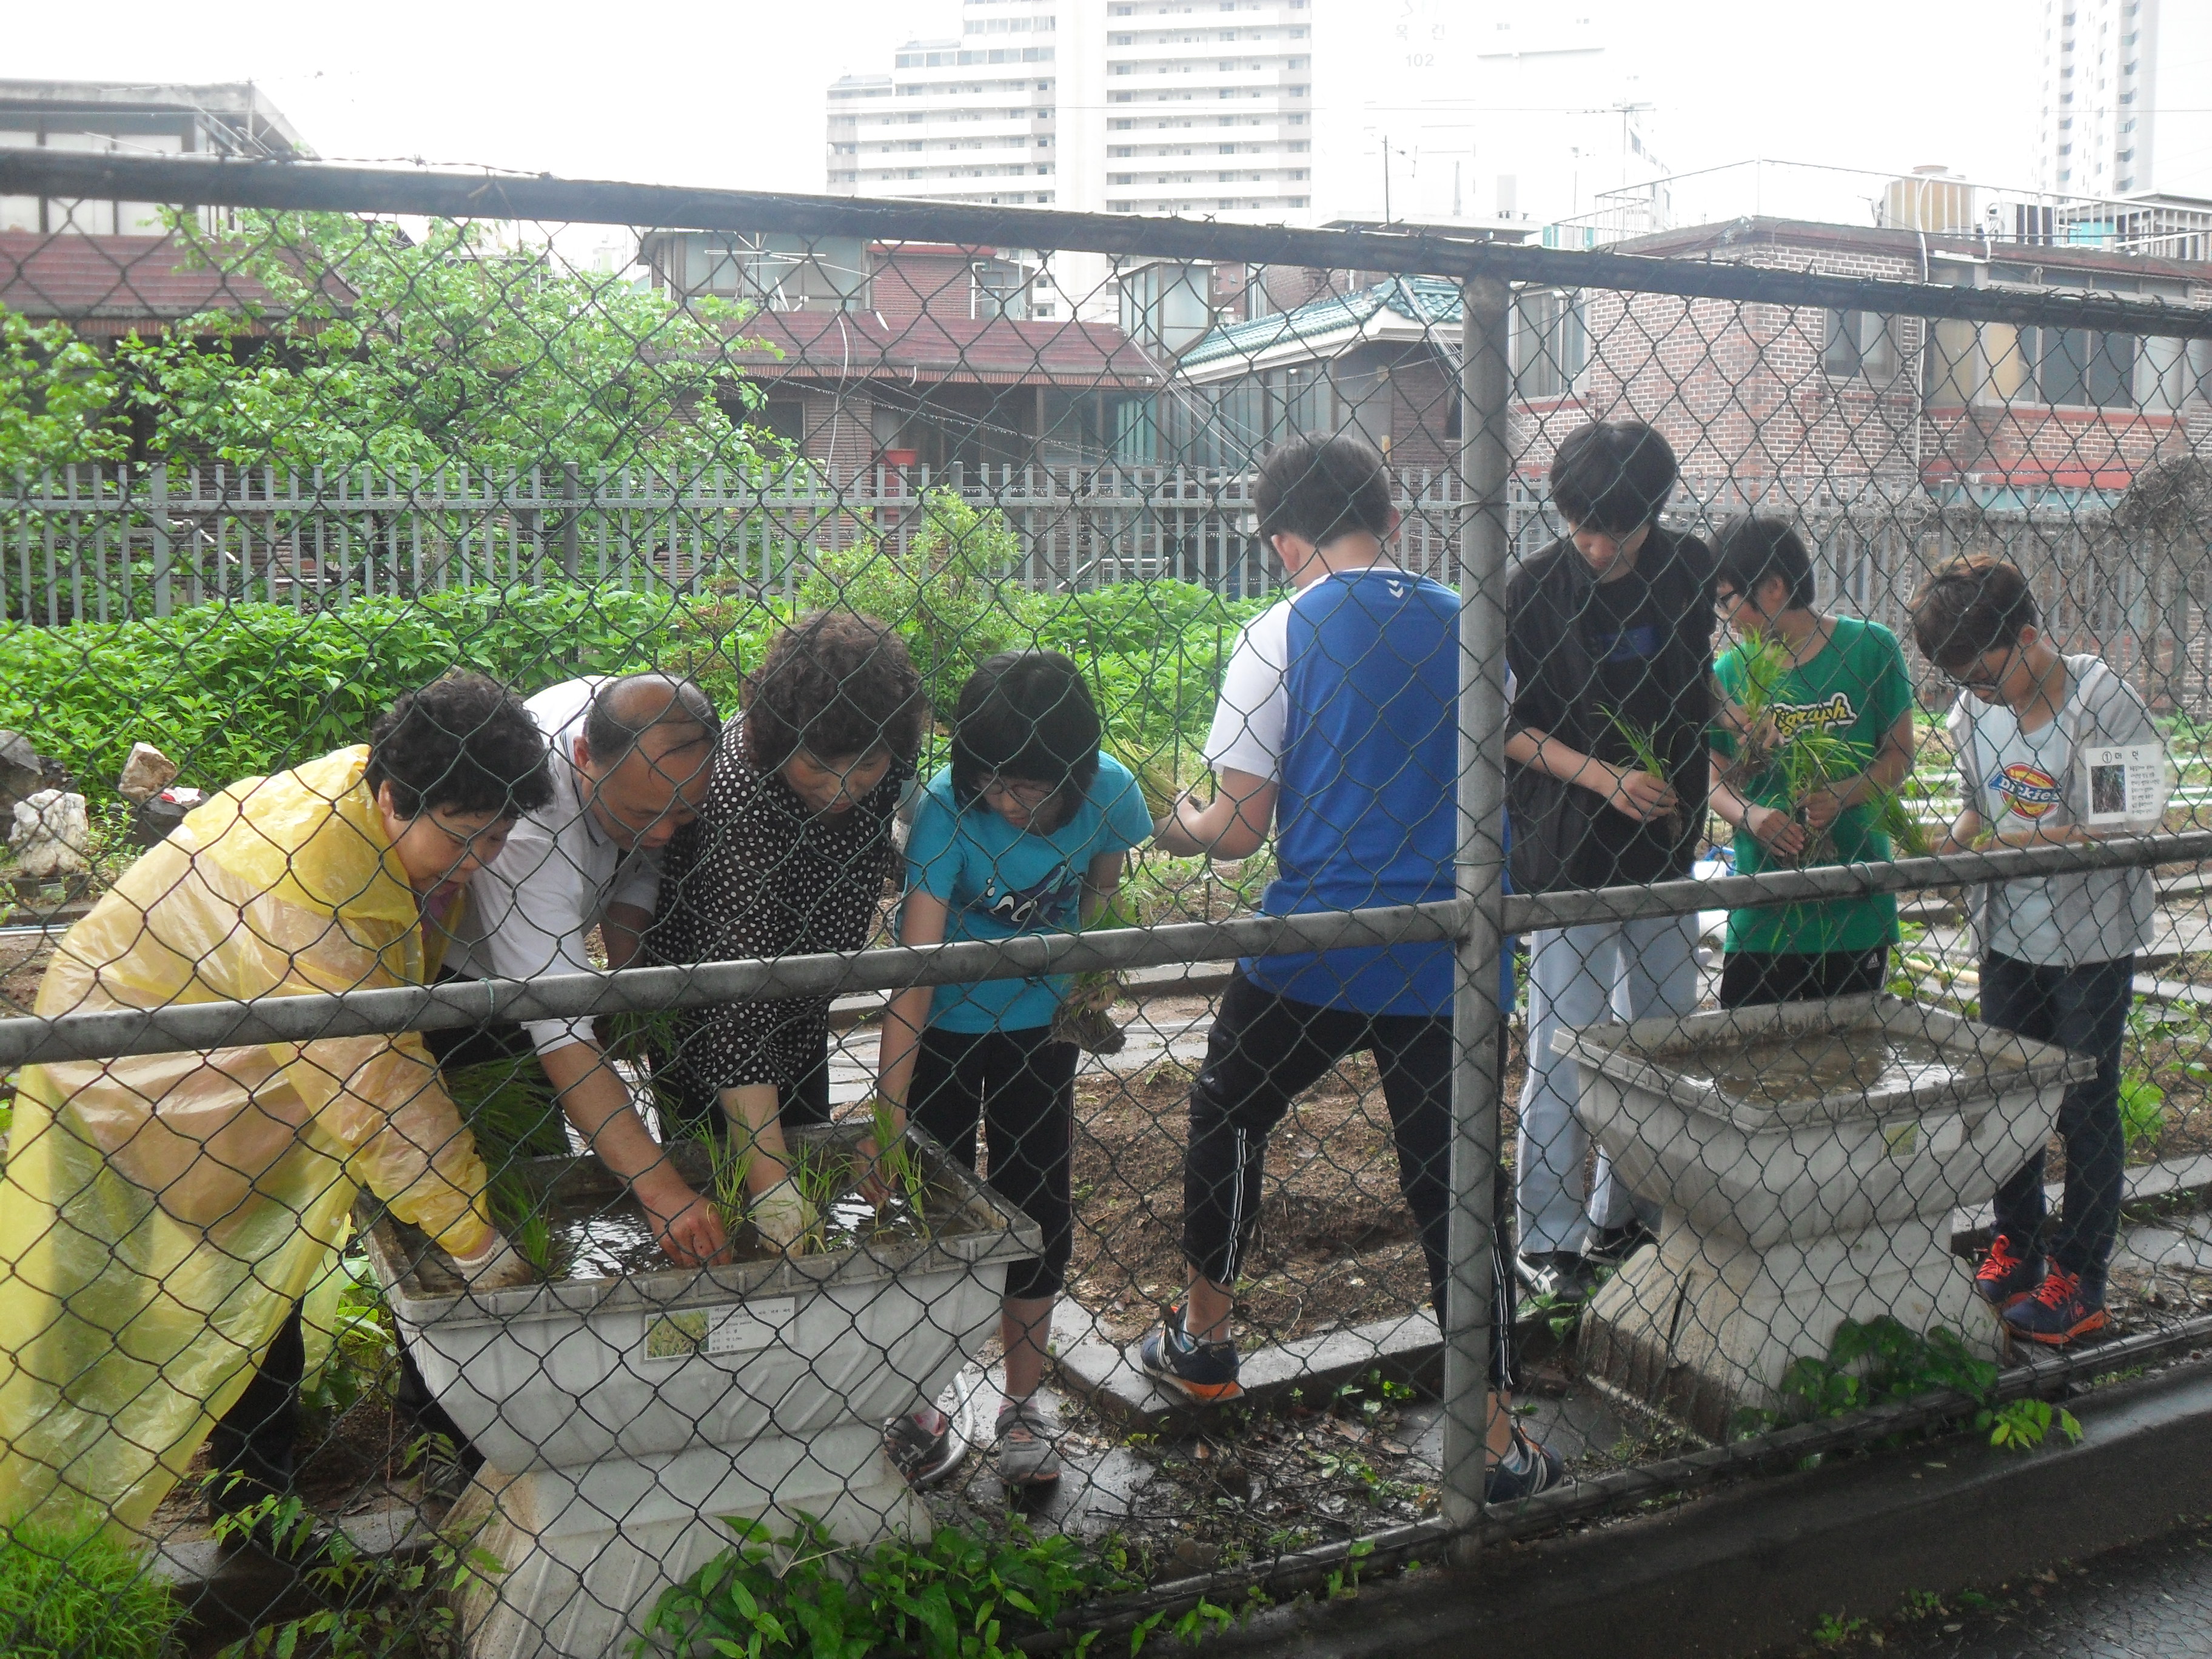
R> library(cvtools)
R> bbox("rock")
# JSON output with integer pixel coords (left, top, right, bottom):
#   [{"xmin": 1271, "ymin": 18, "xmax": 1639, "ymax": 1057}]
[
  {"xmin": 0, "ymin": 730, "xmax": 52, "ymax": 814},
  {"xmin": 9, "ymin": 789, "xmax": 91, "ymax": 879},
  {"xmin": 133, "ymin": 786, "xmax": 206, "ymax": 847},
  {"xmin": 116, "ymin": 743, "xmax": 179, "ymax": 803}
]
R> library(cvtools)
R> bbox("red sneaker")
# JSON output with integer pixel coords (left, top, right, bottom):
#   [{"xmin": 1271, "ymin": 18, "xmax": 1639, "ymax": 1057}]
[
  {"xmin": 2002, "ymin": 1268, "xmax": 2110, "ymax": 1347},
  {"xmin": 1974, "ymin": 1233, "xmax": 2042, "ymax": 1309}
]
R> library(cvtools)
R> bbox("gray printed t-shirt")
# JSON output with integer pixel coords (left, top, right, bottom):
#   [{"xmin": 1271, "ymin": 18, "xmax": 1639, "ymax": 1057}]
[{"xmin": 1948, "ymin": 654, "xmax": 2160, "ymax": 967}]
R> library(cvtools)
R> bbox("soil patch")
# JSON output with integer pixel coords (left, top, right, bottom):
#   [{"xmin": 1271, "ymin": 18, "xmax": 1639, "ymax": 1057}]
[{"xmin": 1063, "ymin": 1022, "xmax": 1528, "ymax": 1349}]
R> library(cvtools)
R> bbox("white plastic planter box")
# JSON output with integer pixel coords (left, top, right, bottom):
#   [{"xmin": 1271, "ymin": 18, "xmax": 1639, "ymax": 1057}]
[
  {"xmin": 1556, "ymin": 994, "xmax": 2091, "ymax": 1440},
  {"xmin": 360, "ymin": 1124, "xmax": 1040, "ymax": 1659}
]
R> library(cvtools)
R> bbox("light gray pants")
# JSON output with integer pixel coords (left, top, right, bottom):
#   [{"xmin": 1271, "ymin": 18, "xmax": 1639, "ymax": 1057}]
[{"xmin": 1517, "ymin": 915, "xmax": 1698, "ymax": 1255}]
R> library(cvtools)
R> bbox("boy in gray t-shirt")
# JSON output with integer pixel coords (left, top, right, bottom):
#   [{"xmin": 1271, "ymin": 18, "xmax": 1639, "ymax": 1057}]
[{"xmin": 1912, "ymin": 557, "xmax": 2163, "ymax": 1346}]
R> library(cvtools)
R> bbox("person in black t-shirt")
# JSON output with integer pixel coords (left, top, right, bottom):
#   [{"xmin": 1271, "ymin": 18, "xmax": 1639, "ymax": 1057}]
[{"xmin": 1504, "ymin": 421, "xmax": 1716, "ymax": 1303}]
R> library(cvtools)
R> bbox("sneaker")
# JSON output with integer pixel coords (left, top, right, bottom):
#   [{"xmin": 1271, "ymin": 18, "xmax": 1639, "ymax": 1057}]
[
  {"xmin": 1587, "ymin": 1221, "xmax": 1658, "ymax": 1267},
  {"xmin": 1484, "ymin": 1427, "xmax": 1566, "ymax": 1504},
  {"xmin": 885, "ymin": 1407, "xmax": 967, "ymax": 1489},
  {"xmin": 994, "ymin": 1397, "xmax": 1063, "ymax": 1487},
  {"xmin": 1974, "ymin": 1232, "xmax": 2043, "ymax": 1308},
  {"xmin": 1514, "ymin": 1251, "xmax": 1597, "ymax": 1304},
  {"xmin": 2002, "ymin": 1267, "xmax": 2110, "ymax": 1347},
  {"xmin": 1135, "ymin": 1305, "xmax": 1242, "ymax": 1404}
]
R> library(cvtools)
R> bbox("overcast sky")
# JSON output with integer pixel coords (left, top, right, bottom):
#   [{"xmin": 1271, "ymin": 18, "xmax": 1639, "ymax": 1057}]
[{"xmin": 11, "ymin": 0, "xmax": 2040, "ymax": 205}]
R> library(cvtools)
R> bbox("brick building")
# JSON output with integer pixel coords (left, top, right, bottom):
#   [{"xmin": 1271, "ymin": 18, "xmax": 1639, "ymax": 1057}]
[{"xmin": 640, "ymin": 233, "xmax": 1159, "ymax": 475}]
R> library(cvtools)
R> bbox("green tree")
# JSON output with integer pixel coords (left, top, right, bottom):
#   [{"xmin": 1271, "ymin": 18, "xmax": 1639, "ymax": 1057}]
[
  {"xmin": 118, "ymin": 212, "xmax": 777, "ymax": 478},
  {"xmin": 0, "ymin": 308, "xmax": 127, "ymax": 474}
]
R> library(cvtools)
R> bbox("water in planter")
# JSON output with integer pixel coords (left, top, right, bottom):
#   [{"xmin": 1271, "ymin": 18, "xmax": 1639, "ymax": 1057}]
[{"xmin": 1675, "ymin": 1033, "xmax": 2026, "ymax": 1106}]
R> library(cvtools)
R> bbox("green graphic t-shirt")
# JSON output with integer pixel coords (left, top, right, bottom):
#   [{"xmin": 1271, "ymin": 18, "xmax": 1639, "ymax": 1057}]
[{"xmin": 1711, "ymin": 616, "xmax": 1913, "ymax": 956}]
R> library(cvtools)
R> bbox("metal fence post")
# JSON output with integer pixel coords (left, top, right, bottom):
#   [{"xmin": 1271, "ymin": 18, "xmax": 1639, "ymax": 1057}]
[
  {"xmin": 149, "ymin": 462, "xmax": 170, "ymax": 620},
  {"xmin": 561, "ymin": 461, "xmax": 581, "ymax": 583},
  {"xmin": 1441, "ymin": 272, "xmax": 1514, "ymax": 1549}
]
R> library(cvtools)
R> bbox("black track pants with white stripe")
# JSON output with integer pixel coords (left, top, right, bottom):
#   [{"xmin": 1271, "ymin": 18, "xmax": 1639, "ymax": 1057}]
[{"xmin": 1179, "ymin": 971, "xmax": 1517, "ymax": 1389}]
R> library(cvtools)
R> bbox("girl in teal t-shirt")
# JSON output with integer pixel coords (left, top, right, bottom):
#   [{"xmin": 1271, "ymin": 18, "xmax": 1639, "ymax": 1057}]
[
  {"xmin": 1706, "ymin": 518, "xmax": 1917, "ymax": 1007},
  {"xmin": 876, "ymin": 651, "xmax": 1151, "ymax": 1489}
]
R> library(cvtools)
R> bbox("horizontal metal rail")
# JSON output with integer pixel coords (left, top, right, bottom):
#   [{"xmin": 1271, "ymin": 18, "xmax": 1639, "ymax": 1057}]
[
  {"xmin": 0, "ymin": 899, "xmax": 1467, "ymax": 1068},
  {"xmin": 10, "ymin": 151, "xmax": 2212, "ymax": 338},
  {"xmin": 1505, "ymin": 831, "xmax": 2212, "ymax": 933},
  {"xmin": 3, "ymin": 832, "xmax": 2202, "ymax": 1070}
]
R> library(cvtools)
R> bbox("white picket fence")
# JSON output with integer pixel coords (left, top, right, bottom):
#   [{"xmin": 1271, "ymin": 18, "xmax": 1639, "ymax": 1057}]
[{"xmin": 2, "ymin": 462, "xmax": 1484, "ymax": 624}]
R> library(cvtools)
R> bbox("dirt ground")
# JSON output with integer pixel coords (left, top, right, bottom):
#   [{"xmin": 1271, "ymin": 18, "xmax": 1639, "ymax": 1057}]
[{"xmin": 1062, "ymin": 1030, "xmax": 1530, "ymax": 1349}]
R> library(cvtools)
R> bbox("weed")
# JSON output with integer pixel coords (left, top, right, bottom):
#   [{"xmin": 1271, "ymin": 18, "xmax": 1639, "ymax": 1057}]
[
  {"xmin": 1810, "ymin": 1610, "xmax": 1867, "ymax": 1647},
  {"xmin": 1978, "ymin": 1397, "xmax": 2083, "ymax": 1452},
  {"xmin": 1734, "ymin": 1316, "xmax": 1997, "ymax": 1436},
  {"xmin": 634, "ymin": 1513, "xmax": 1116, "ymax": 1659},
  {"xmin": 213, "ymin": 1478, "xmax": 501, "ymax": 1659},
  {"xmin": 302, "ymin": 1246, "xmax": 400, "ymax": 1416},
  {"xmin": 2120, "ymin": 1073, "xmax": 2167, "ymax": 1150},
  {"xmin": 0, "ymin": 1517, "xmax": 176, "ymax": 1659}
]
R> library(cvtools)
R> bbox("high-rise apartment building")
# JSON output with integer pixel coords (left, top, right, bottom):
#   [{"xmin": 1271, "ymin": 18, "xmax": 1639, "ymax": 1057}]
[
  {"xmin": 826, "ymin": 0, "xmax": 1069, "ymax": 209},
  {"xmin": 2039, "ymin": 0, "xmax": 2212, "ymax": 201},
  {"xmin": 825, "ymin": 0, "xmax": 1317, "ymax": 223},
  {"xmin": 1100, "ymin": 0, "xmax": 1315, "ymax": 218},
  {"xmin": 825, "ymin": 0, "xmax": 1655, "ymax": 232}
]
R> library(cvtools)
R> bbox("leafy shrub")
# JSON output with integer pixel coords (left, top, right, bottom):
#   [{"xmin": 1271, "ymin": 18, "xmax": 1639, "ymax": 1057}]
[
  {"xmin": 0, "ymin": 1518, "xmax": 177, "ymax": 1659},
  {"xmin": 634, "ymin": 1514, "xmax": 1115, "ymax": 1659},
  {"xmin": 2, "ymin": 586, "xmax": 694, "ymax": 795},
  {"xmin": 5, "ymin": 569, "xmax": 1270, "ymax": 810}
]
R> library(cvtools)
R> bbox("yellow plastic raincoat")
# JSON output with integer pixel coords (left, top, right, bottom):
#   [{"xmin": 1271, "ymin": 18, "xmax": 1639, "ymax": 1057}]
[{"xmin": 0, "ymin": 746, "xmax": 496, "ymax": 1535}]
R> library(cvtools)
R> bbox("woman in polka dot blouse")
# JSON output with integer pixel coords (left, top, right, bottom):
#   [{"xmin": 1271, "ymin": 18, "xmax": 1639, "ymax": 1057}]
[{"xmin": 647, "ymin": 611, "xmax": 927, "ymax": 1247}]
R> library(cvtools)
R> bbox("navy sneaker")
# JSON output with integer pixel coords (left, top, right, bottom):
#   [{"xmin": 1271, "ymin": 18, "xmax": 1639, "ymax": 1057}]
[
  {"xmin": 1974, "ymin": 1232, "xmax": 2042, "ymax": 1309},
  {"xmin": 1484, "ymin": 1428, "xmax": 1566, "ymax": 1504},
  {"xmin": 2002, "ymin": 1267, "xmax": 2110, "ymax": 1347},
  {"xmin": 1136, "ymin": 1305, "xmax": 1242, "ymax": 1404}
]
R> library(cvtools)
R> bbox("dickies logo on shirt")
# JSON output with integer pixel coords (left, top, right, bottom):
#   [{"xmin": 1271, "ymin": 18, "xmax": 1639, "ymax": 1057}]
[{"xmin": 1992, "ymin": 762, "xmax": 2063, "ymax": 819}]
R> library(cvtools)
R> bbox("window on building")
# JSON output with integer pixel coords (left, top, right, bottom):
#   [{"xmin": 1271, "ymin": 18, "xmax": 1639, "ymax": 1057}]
[
  {"xmin": 1513, "ymin": 289, "xmax": 1588, "ymax": 400},
  {"xmin": 2028, "ymin": 325, "xmax": 2137, "ymax": 407},
  {"xmin": 1822, "ymin": 310, "xmax": 1899, "ymax": 380}
]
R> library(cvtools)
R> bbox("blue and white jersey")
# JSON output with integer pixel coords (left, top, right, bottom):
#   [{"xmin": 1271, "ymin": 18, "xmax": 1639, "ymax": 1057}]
[{"xmin": 1206, "ymin": 566, "xmax": 1484, "ymax": 1017}]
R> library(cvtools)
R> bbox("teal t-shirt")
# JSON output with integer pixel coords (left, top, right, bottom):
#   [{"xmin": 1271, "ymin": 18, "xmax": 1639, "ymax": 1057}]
[
  {"xmin": 1711, "ymin": 617, "xmax": 1912, "ymax": 956},
  {"xmin": 904, "ymin": 753, "xmax": 1155, "ymax": 1033}
]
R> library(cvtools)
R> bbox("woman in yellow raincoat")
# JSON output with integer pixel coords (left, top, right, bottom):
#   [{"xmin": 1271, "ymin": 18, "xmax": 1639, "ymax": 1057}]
[{"xmin": 0, "ymin": 672, "xmax": 555, "ymax": 1537}]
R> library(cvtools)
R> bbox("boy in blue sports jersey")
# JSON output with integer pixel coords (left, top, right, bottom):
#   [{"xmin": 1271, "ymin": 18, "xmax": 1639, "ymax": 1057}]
[{"xmin": 1139, "ymin": 434, "xmax": 1558, "ymax": 1502}]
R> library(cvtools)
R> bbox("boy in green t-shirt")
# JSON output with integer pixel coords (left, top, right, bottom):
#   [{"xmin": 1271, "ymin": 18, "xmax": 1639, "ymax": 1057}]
[{"xmin": 1706, "ymin": 518, "xmax": 1917, "ymax": 1006}]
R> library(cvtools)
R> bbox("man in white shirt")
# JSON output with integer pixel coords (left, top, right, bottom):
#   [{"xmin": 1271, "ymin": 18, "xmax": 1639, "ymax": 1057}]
[{"xmin": 440, "ymin": 672, "xmax": 726, "ymax": 1264}]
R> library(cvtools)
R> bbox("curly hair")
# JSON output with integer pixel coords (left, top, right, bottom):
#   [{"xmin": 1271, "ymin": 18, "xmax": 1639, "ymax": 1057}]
[
  {"xmin": 948, "ymin": 651, "xmax": 1102, "ymax": 831},
  {"xmin": 742, "ymin": 611, "xmax": 927, "ymax": 772},
  {"xmin": 364, "ymin": 672, "xmax": 555, "ymax": 819}
]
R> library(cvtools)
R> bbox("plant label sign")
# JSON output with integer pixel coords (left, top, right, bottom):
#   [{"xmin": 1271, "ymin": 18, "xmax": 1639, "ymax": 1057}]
[
  {"xmin": 644, "ymin": 1296, "xmax": 797, "ymax": 1360},
  {"xmin": 2077, "ymin": 742, "xmax": 2169, "ymax": 832}
]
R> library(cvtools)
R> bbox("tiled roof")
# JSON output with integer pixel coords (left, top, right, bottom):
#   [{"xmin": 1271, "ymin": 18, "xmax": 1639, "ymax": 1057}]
[
  {"xmin": 1179, "ymin": 275, "xmax": 1465, "ymax": 373},
  {"xmin": 719, "ymin": 307, "xmax": 1162, "ymax": 389},
  {"xmin": 0, "ymin": 231, "xmax": 346, "ymax": 335}
]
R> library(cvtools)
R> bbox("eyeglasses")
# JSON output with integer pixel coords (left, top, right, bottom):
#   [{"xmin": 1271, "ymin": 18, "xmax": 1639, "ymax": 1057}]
[
  {"xmin": 1939, "ymin": 645, "xmax": 2016, "ymax": 693},
  {"xmin": 980, "ymin": 776, "xmax": 1057, "ymax": 808}
]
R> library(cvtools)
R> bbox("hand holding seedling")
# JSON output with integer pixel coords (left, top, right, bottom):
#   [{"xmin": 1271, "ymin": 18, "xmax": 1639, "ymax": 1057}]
[
  {"xmin": 1607, "ymin": 765, "xmax": 1679, "ymax": 823},
  {"xmin": 1743, "ymin": 802, "xmax": 1809, "ymax": 858}
]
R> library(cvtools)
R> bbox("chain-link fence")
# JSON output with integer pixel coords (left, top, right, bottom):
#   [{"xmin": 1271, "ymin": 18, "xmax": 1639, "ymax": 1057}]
[{"xmin": 5, "ymin": 146, "xmax": 2212, "ymax": 1658}]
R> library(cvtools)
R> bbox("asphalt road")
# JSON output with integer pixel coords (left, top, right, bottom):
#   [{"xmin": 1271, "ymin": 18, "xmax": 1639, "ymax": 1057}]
[{"xmin": 1814, "ymin": 1518, "xmax": 2212, "ymax": 1658}]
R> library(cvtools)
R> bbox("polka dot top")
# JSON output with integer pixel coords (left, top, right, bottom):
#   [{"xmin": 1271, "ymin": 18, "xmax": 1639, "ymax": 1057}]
[{"xmin": 647, "ymin": 714, "xmax": 907, "ymax": 1095}]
